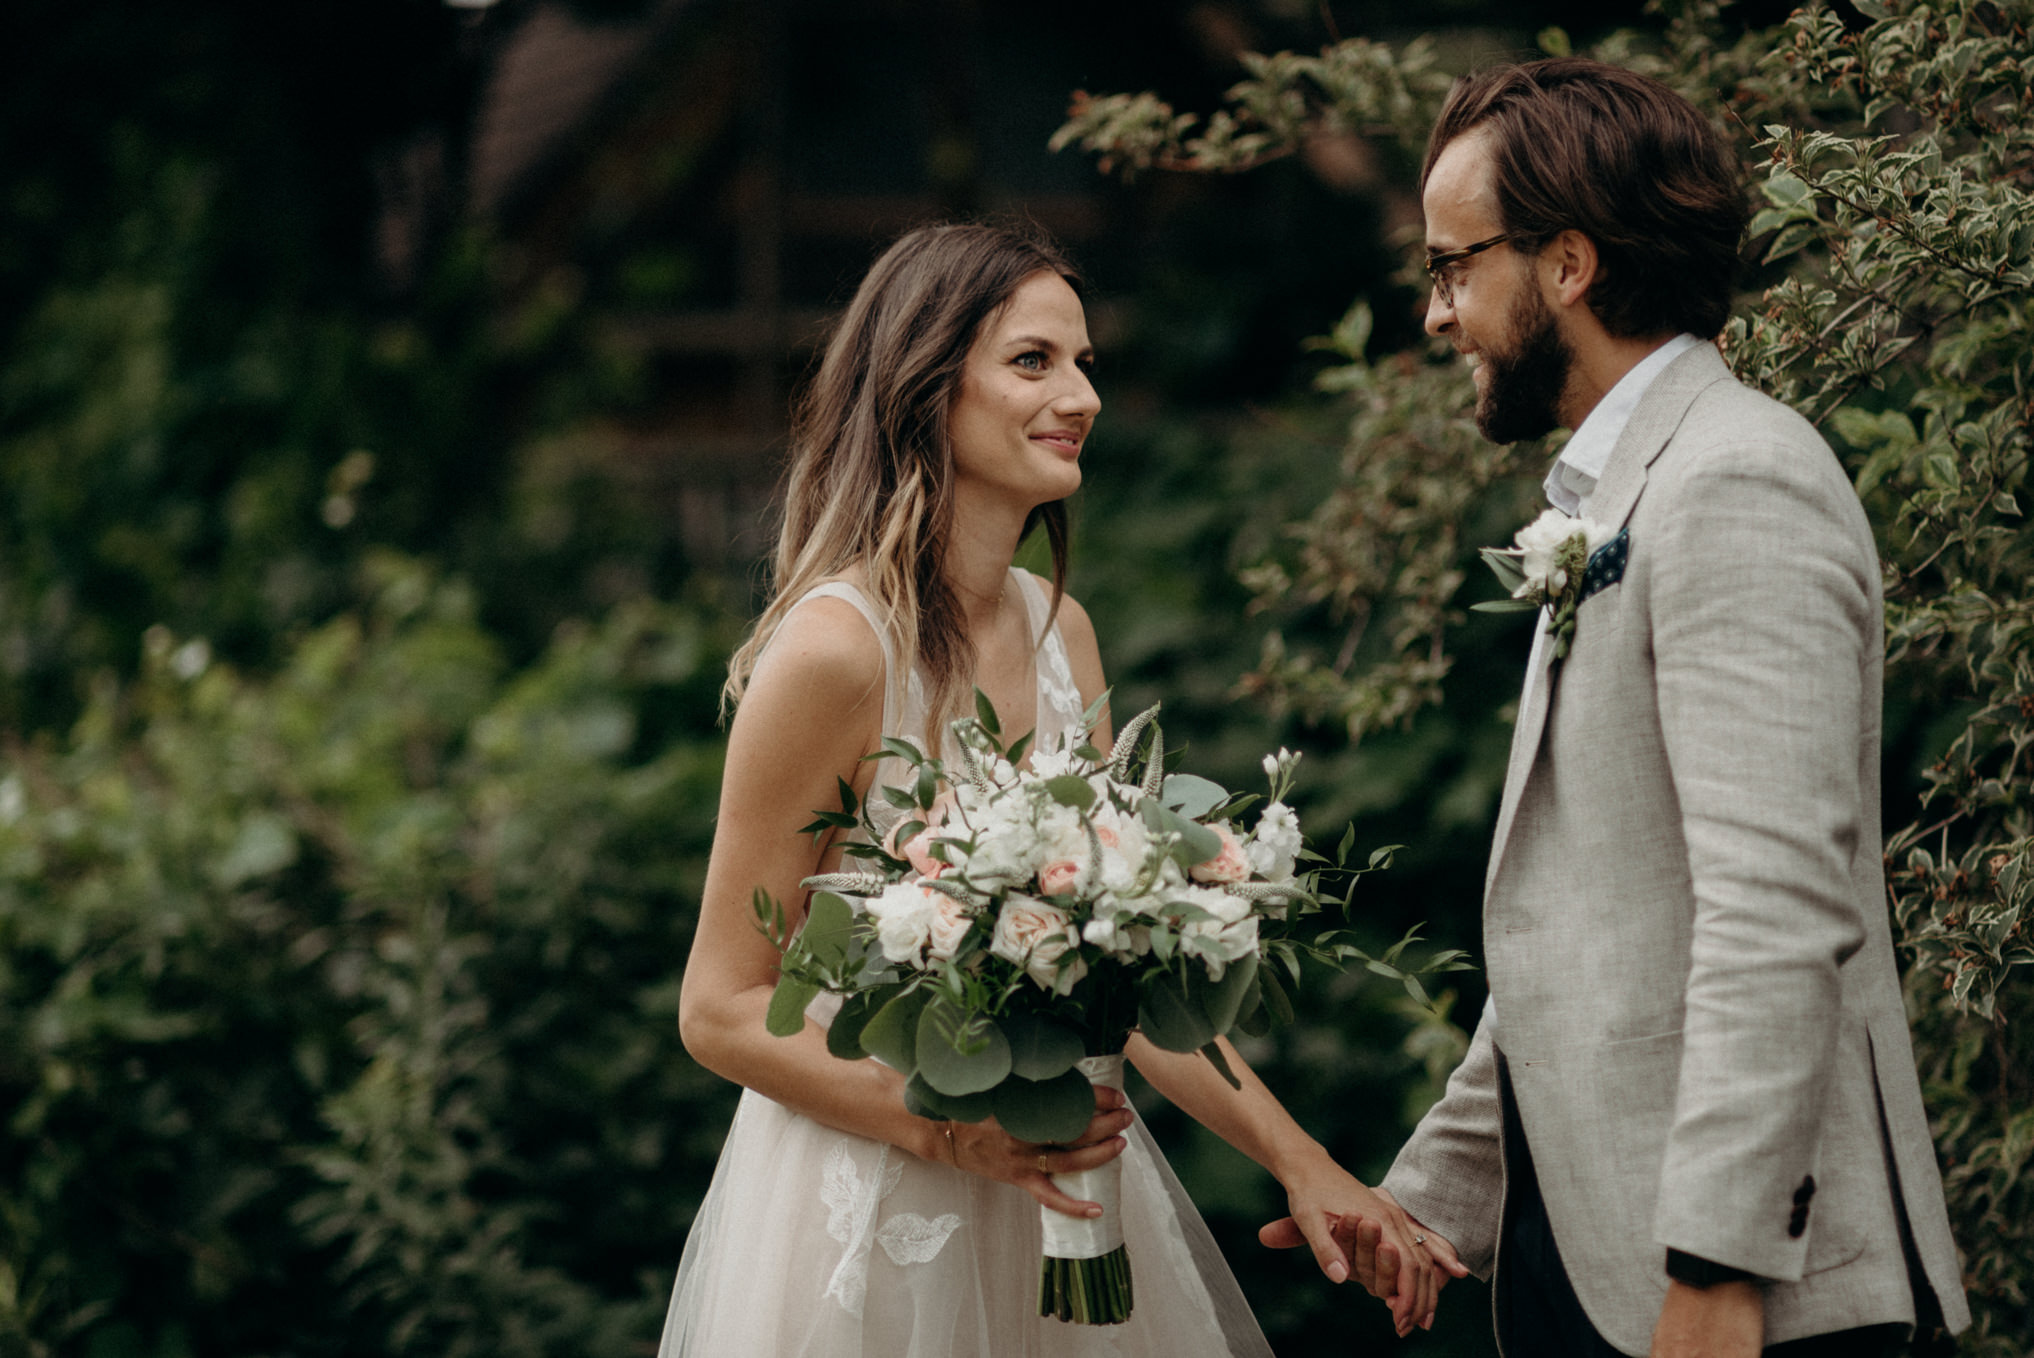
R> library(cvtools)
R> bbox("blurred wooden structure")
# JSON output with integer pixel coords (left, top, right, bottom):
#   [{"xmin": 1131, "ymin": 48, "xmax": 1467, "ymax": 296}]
[{"xmin": 462, "ymin": 0, "xmax": 1115, "ymax": 573}]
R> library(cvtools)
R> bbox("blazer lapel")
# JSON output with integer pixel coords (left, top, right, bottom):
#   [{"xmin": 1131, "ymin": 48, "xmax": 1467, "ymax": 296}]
[
  {"xmin": 1485, "ymin": 613, "xmax": 1554, "ymax": 897},
  {"xmin": 1482, "ymin": 342, "xmax": 1737, "ymax": 898},
  {"xmin": 1588, "ymin": 342, "xmax": 1735, "ymax": 531}
]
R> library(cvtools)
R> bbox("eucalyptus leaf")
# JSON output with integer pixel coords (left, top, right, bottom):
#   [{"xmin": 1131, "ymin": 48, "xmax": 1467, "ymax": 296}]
[
  {"xmin": 1234, "ymin": 967, "xmax": 1268, "ymax": 1037},
  {"xmin": 826, "ymin": 990, "xmax": 882, "ymax": 1061},
  {"xmin": 859, "ymin": 988, "xmax": 928, "ymax": 1075},
  {"xmin": 904, "ymin": 1072, "xmax": 996, "ymax": 1123},
  {"xmin": 990, "ymin": 1068, "xmax": 1096, "ymax": 1144},
  {"xmin": 797, "ymin": 892, "xmax": 856, "ymax": 968},
  {"xmin": 1203, "ymin": 954, "xmax": 1258, "ymax": 1035},
  {"xmin": 1137, "ymin": 970, "xmax": 1217, "ymax": 1053},
  {"xmin": 1001, "ymin": 1011, "xmax": 1086, "ymax": 1080},
  {"xmin": 916, "ymin": 995, "xmax": 1013, "ymax": 1096},
  {"xmin": 1044, "ymin": 775, "xmax": 1097, "ymax": 810},
  {"xmin": 766, "ymin": 977, "xmax": 820, "ymax": 1038},
  {"xmin": 1140, "ymin": 800, "xmax": 1220, "ymax": 868},
  {"xmin": 974, "ymin": 688, "xmax": 1001, "ymax": 739},
  {"xmin": 1161, "ymin": 772, "xmax": 1228, "ymax": 818}
]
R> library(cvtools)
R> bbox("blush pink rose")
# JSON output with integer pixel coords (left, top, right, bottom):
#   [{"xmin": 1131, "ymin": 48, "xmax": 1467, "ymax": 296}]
[
  {"xmin": 901, "ymin": 827, "xmax": 948, "ymax": 878},
  {"xmin": 1189, "ymin": 822, "xmax": 1250, "ymax": 884},
  {"xmin": 924, "ymin": 892, "xmax": 975, "ymax": 962},
  {"xmin": 1037, "ymin": 858, "xmax": 1083, "ymax": 897},
  {"xmin": 884, "ymin": 792, "xmax": 958, "ymax": 878},
  {"xmin": 990, "ymin": 895, "xmax": 1085, "ymax": 993}
]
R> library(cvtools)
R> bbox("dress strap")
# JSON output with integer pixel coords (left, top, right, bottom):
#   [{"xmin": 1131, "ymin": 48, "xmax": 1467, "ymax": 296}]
[
  {"xmin": 772, "ymin": 582, "xmax": 929, "ymax": 839},
  {"xmin": 1008, "ymin": 568, "xmax": 1087, "ymax": 748},
  {"xmin": 776, "ymin": 582, "xmax": 903, "ymax": 745}
]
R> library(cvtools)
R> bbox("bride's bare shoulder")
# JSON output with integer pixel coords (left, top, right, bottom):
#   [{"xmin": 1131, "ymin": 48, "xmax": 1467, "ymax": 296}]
[{"xmin": 745, "ymin": 581, "xmax": 887, "ymax": 714}]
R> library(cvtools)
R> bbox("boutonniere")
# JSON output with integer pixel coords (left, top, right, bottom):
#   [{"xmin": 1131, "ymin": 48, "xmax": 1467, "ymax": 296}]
[{"xmin": 1475, "ymin": 508, "xmax": 1628, "ymax": 662}]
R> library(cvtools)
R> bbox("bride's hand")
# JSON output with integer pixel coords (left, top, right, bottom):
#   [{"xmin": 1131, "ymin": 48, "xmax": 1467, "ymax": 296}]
[
  {"xmin": 1260, "ymin": 1159, "xmax": 1461, "ymax": 1337},
  {"xmin": 942, "ymin": 1086, "xmax": 1134, "ymax": 1219}
]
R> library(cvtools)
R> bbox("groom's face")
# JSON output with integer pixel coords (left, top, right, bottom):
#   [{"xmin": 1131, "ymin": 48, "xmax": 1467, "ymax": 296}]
[{"xmin": 1422, "ymin": 129, "xmax": 1574, "ymax": 445}]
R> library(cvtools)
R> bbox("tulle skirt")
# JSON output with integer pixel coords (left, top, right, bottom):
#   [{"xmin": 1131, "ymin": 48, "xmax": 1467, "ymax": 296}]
[{"xmin": 659, "ymin": 1086, "xmax": 1274, "ymax": 1357}]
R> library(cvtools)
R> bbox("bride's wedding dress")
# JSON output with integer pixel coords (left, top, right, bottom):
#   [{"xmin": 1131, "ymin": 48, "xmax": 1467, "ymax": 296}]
[{"xmin": 658, "ymin": 569, "xmax": 1274, "ymax": 1357}]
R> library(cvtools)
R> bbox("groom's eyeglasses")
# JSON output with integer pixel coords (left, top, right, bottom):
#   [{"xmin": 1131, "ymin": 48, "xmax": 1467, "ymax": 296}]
[{"xmin": 1424, "ymin": 233, "xmax": 1513, "ymax": 307}]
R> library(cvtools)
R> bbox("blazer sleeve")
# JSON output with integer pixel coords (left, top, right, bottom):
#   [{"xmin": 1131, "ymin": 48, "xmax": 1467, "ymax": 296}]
[
  {"xmin": 1381, "ymin": 994, "xmax": 1505, "ymax": 1278},
  {"xmin": 1645, "ymin": 423, "xmax": 1877, "ymax": 1281}
]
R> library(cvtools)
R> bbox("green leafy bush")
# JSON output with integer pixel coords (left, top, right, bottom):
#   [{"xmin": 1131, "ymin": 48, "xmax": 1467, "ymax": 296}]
[{"xmin": 0, "ymin": 556, "xmax": 738, "ymax": 1357}]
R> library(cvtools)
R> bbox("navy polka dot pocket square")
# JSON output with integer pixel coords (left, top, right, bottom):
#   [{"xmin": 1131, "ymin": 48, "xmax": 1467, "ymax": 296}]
[{"xmin": 1579, "ymin": 527, "xmax": 1629, "ymax": 603}]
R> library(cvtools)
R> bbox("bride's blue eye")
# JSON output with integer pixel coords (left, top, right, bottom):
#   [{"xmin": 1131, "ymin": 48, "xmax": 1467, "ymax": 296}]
[{"xmin": 1014, "ymin": 351, "xmax": 1047, "ymax": 371}]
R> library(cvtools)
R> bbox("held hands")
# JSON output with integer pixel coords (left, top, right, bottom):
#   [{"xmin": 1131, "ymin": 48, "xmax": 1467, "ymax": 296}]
[
  {"xmin": 934, "ymin": 1085, "xmax": 1133, "ymax": 1220},
  {"xmin": 1260, "ymin": 1169, "xmax": 1468, "ymax": 1338},
  {"xmin": 1650, "ymin": 1279, "xmax": 1762, "ymax": 1358}
]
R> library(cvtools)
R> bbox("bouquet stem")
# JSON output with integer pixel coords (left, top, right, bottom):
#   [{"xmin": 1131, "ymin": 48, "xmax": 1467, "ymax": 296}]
[{"xmin": 1037, "ymin": 1054, "xmax": 1133, "ymax": 1325}]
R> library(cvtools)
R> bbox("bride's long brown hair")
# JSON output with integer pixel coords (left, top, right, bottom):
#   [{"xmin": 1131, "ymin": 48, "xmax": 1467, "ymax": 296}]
[{"xmin": 724, "ymin": 222, "xmax": 1079, "ymax": 744}]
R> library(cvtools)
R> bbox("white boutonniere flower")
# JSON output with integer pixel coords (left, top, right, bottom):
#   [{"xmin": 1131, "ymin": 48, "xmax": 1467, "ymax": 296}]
[{"xmin": 1476, "ymin": 507, "xmax": 1617, "ymax": 661}]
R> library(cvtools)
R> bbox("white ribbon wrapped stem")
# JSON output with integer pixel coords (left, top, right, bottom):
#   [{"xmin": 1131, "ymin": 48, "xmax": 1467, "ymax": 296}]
[{"xmin": 1039, "ymin": 1054, "xmax": 1127, "ymax": 1260}]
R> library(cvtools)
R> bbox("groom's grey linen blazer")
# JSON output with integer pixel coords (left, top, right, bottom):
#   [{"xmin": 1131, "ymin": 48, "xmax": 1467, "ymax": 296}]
[{"xmin": 1382, "ymin": 344, "xmax": 1969, "ymax": 1354}]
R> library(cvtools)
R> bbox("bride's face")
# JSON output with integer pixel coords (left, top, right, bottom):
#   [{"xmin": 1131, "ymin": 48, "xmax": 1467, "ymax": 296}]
[{"xmin": 948, "ymin": 271, "xmax": 1098, "ymax": 514}]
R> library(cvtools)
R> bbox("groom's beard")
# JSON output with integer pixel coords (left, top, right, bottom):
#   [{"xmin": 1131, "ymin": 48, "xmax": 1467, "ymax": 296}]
[{"xmin": 1476, "ymin": 286, "xmax": 1573, "ymax": 445}]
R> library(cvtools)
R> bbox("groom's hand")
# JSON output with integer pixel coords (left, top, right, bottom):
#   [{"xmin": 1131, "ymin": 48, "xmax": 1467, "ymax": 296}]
[
  {"xmin": 1259, "ymin": 1179, "xmax": 1465, "ymax": 1337},
  {"xmin": 1649, "ymin": 1279, "xmax": 1762, "ymax": 1358}
]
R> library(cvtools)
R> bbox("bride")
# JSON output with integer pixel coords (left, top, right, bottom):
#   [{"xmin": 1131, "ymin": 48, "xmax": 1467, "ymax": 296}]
[{"xmin": 663, "ymin": 222, "xmax": 1437, "ymax": 1356}]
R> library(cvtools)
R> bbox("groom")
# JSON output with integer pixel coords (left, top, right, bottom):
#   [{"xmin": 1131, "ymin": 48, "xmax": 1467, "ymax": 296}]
[{"xmin": 1294, "ymin": 58, "xmax": 1972, "ymax": 1356}]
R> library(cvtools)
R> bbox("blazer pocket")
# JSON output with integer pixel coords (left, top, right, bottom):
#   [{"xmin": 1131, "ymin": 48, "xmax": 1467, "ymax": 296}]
[{"xmin": 1558, "ymin": 583, "xmax": 1625, "ymax": 692}]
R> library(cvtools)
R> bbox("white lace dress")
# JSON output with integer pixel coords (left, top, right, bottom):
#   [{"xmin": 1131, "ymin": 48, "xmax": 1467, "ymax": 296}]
[{"xmin": 658, "ymin": 569, "xmax": 1274, "ymax": 1358}]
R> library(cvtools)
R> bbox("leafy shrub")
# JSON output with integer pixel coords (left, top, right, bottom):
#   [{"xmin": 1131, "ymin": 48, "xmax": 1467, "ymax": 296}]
[{"xmin": 0, "ymin": 556, "xmax": 738, "ymax": 1357}]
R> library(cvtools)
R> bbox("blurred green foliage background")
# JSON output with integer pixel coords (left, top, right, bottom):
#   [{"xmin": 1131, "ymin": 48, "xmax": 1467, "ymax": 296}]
[{"xmin": 3, "ymin": 0, "xmax": 2026, "ymax": 1355}]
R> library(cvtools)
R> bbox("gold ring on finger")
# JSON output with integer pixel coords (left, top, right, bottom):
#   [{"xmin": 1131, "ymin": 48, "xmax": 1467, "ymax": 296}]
[{"xmin": 1038, "ymin": 1152, "xmax": 1049, "ymax": 1175}]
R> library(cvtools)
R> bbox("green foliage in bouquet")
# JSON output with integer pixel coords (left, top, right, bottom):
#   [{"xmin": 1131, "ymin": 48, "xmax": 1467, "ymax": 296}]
[{"xmin": 759, "ymin": 695, "xmax": 1465, "ymax": 1145}]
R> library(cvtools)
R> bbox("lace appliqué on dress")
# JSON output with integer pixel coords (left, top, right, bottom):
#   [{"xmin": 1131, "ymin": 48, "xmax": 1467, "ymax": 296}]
[
  {"xmin": 1035, "ymin": 617, "xmax": 1086, "ymax": 746},
  {"xmin": 819, "ymin": 1142, "xmax": 963, "ymax": 1316}
]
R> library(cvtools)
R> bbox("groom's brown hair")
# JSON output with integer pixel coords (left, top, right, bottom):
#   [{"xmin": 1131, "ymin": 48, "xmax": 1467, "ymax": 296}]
[{"xmin": 1423, "ymin": 57, "xmax": 1747, "ymax": 340}]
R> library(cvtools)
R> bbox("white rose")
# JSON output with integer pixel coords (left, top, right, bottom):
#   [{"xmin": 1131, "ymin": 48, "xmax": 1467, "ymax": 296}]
[
  {"xmin": 990, "ymin": 894, "xmax": 1087, "ymax": 995},
  {"xmin": 1180, "ymin": 914, "xmax": 1259, "ymax": 980},
  {"xmin": 1083, "ymin": 896, "xmax": 1153, "ymax": 961},
  {"xmin": 1513, "ymin": 508, "xmax": 1612, "ymax": 601},
  {"xmin": 865, "ymin": 881, "xmax": 939, "ymax": 965},
  {"xmin": 1168, "ymin": 881, "xmax": 1250, "ymax": 925},
  {"xmin": 1514, "ymin": 507, "xmax": 1577, "ymax": 596}
]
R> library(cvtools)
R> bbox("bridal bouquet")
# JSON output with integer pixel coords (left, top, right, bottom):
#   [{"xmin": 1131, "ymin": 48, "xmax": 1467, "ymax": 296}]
[{"xmin": 759, "ymin": 694, "xmax": 1451, "ymax": 1326}]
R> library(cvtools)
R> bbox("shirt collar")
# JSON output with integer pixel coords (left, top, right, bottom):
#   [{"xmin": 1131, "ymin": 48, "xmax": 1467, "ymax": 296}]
[{"xmin": 1543, "ymin": 333, "xmax": 1705, "ymax": 516}]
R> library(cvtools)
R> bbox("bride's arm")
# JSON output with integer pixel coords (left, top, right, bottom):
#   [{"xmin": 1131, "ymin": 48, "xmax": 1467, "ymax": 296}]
[
  {"xmin": 1125, "ymin": 1037, "xmax": 1456, "ymax": 1335},
  {"xmin": 1056, "ymin": 595, "xmax": 1454, "ymax": 1334},
  {"xmin": 677, "ymin": 598, "xmax": 1129, "ymax": 1216}
]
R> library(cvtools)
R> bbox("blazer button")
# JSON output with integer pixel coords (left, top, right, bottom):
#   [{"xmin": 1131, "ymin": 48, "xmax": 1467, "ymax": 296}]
[
  {"xmin": 1793, "ymin": 1175, "xmax": 1816, "ymax": 1206},
  {"xmin": 1788, "ymin": 1205, "xmax": 1809, "ymax": 1239}
]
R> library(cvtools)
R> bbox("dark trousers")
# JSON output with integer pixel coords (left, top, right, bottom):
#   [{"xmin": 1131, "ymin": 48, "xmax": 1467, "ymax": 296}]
[{"xmin": 1492, "ymin": 1056, "xmax": 1909, "ymax": 1358}]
